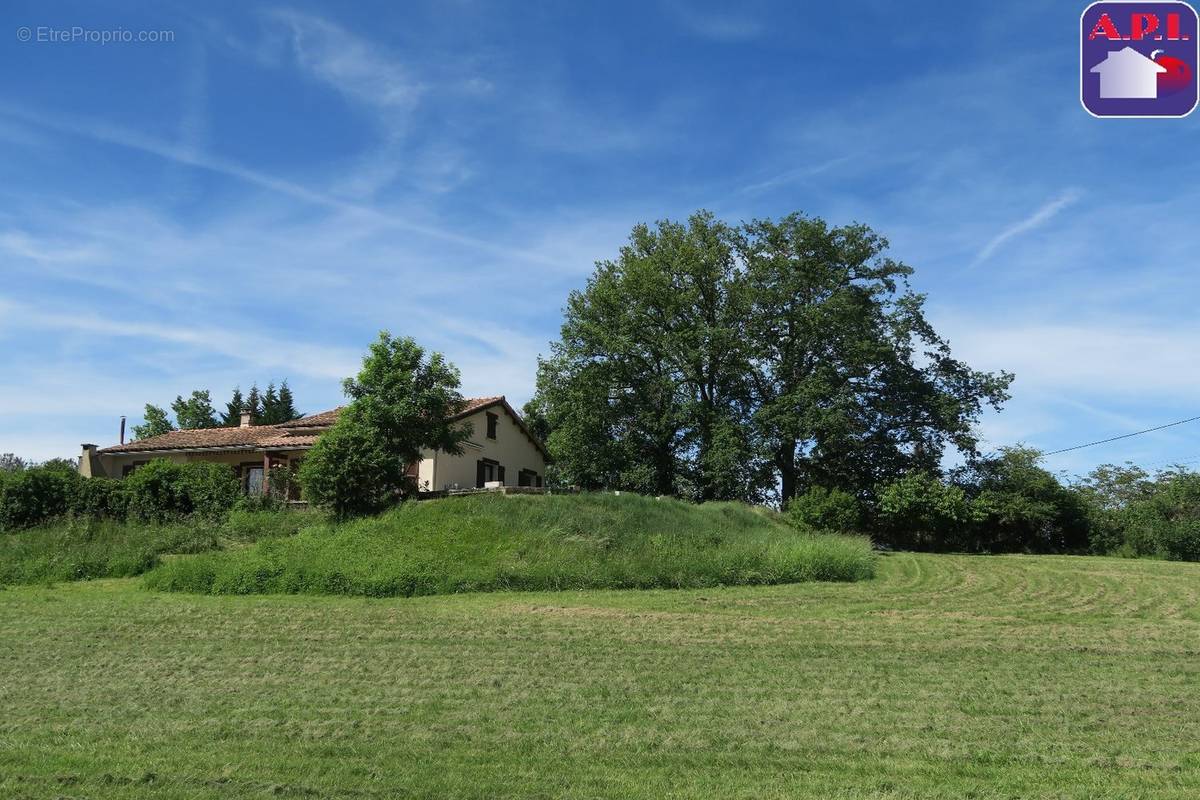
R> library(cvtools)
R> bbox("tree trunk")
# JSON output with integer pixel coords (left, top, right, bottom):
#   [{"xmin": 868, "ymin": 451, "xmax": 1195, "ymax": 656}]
[{"xmin": 776, "ymin": 442, "xmax": 796, "ymax": 506}]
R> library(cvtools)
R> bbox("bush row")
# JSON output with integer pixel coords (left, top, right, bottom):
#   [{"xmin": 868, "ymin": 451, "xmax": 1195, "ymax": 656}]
[
  {"xmin": 0, "ymin": 459, "xmax": 247, "ymax": 531},
  {"xmin": 785, "ymin": 448, "xmax": 1200, "ymax": 561}
]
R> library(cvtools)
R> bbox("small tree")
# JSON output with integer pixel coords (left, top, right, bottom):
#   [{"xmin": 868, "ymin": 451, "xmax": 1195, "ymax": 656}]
[
  {"xmin": 956, "ymin": 447, "xmax": 1090, "ymax": 554},
  {"xmin": 299, "ymin": 332, "xmax": 472, "ymax": 518},
  {"xmin": 132, "ymin": 404, "xmax": 175, "ymax": 440},
  {"xmin": 276, "ymin": 380, "xmax": 301, "ymax": 422},
  {"xmin": 245, "ymin": 384, "xmax": 263, "ymax": 423},
  {"xmin": 877, "ymin": 471, "xmax": 971, "ymax": 551},
  {"xmin": 172, "ymin": 390, "xmax": 218, "ymax": 430},
  {"xmin": 0, "ymin": 453, "xmax": 29, "ymax": 473},
  {"xmin": 262, "ymin": 383, "xmax": 280, "ymax": 424},
  {"xmin": 221, "ymin": 387, "xmax": 246, "ymax": 427}
]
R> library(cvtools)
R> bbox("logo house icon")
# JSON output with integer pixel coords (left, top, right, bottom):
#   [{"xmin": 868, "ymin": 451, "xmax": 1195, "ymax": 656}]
[
  {"xmin": 1091, "ymin": 46, "xmax": 1167, "ymax": 97},
  {"xmin": 1081, "ymin": 1, "xmax": 1200, "ymax": 117}
]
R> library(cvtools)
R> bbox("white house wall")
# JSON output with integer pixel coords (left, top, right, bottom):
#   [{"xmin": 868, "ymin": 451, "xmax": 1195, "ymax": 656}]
[{"xmin": 430, "ymin": 407, "xmax": 546, "ymax": 490}]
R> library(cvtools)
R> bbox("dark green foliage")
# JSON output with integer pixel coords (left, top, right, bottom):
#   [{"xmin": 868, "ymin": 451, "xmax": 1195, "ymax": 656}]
[
  {"xmin": 275, "ymin": 380, "xmax": 301, "ymax": 423},
  {"xmin": 300, "ymin": 332, "xmax": 471, "ymax": 518},
  {"xmin": 785, "ymin": 486, "xmax": 862, "ymax": 533},
  {"xmin": 959, "ymin": 447, "xmax": 1090, "ymax": 554},
  {"xmin": 221, "ymin": 386, "xmax": 246, "ymax": 427},
  {"xmin": 532, "ymin": 210, "xmax": 1011, "ymax": 506},
  {"xmin": 534, "ymin": 213, "xmax": 762, "ymax": 502},
  {"xmin": 875, "ymin": 450, "xmax": 1089, "ymax": 554},
  {"xmin": 220, "ymin": 380, "xmax": 300, "ymax": 426},
  {"xmin": 172, "ymin": 390, "xmax": 219, "ymax": 430},
  {"xmin": 1112, "ymin": 471, "xmax": 1200, "ymax": 561},
  {"xmin": 70, "ymin": 477, "xmax": 129, "ymax": 519},
  {"xmin": 246, "ymin": 384, "xmax": 264, "ymax": 422},
  {"xmin": 144, "ymin": 492, "xmax": 876, "ymax": 596},
  {"xmin": 0, "ymin": 453, "xmax": 29, "ymax": 472},
  {"xmin": 741, "ymin": 215, "xmax": 1011, "ymax": 504},
  {"xmin": 877, "ymin": 471, "xmax": 971, "ymax": 551},
  {"xmin": 132, "ymin": 404, "xmax": 174, "ymax": 440},
  {"xmin": 123, "ymin": 460, "xmax": 241, "ymax": 521},
  {"xmin": 255, "ymin": 380, "xmax": 302, "ymax": 424},
  {"xmin": 0, "ymin": 464, "xmax": 80, "ymax": 530}
]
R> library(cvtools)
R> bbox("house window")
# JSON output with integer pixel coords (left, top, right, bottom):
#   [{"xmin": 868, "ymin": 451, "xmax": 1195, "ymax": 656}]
[
  {"xmin": 518, "ymin": 469, "xmax": 541, "ymax": 487},
  {"xmin": 239, "ymin": 461, "xmax": 266, "ymax": 495},
  {"xmin": 476, "ymin": 458, "xmax": 504, "ymax": 488},
  {"xmin": 486, "ymin": 412, "xmax": 498, "ymax": 440}
]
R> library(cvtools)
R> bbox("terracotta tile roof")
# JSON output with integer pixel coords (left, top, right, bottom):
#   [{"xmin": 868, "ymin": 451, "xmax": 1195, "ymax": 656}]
[
  {"xmin": 451, "ymin": 395, "xmax": 505, "ymax": 420},
  {"xmin": 258, "ymin": 434, "xmax": 320, "ymax": 448},
  {"xmin": 98, "ymin": 425, "xmax": 288, "ymax": 454},
  {"xmin": 276, "ymin": 407, "xmax": 345, "ymax": 428},
  {"xmin": 276, "ymin": 396, "xmax": 505, "ymax": 428},
  {"xmin": 98, "ymin": 396, "xmax": 518, "ymax": 455}
]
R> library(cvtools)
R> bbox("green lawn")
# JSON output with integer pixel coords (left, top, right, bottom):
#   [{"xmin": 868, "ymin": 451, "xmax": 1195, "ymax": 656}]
[{"xmin": 1, "ymin": 552, "xmax": 1198, "ymax": 799}]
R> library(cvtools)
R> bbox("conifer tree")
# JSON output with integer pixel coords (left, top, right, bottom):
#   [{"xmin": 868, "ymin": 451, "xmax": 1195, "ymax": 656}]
[{"xmin": 221, "ymin": 387, "xmax": 245, "ymax": 427}]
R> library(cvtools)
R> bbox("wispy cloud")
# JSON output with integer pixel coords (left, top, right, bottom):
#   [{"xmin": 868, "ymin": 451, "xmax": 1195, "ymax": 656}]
[
  {"xmin": 739, "ymin": 155, "xmax": 856, "ymax": 195},
  {"xmin": 0, "ymin": 104, "xmax": 560, "ymax": 267},
  {"xmin": 971, "ymin": 189, "xmax": 1082, "ymax": 268},
  {"xmin": 665, "ymin": 1, "xmax": 765, "ymax": 41},
  {"xmin": 0, "ymin": 296, "xmax": 360, "ymax": 380},
  {"xmin": 269, "ymin": 9, "xmax": 423, "ymax": 113}
]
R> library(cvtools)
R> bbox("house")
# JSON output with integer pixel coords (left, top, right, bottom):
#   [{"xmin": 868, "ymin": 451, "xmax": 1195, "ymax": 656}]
[
  {"xmin": 78, "ymin": 396, "xmax": 549, "ymax": 495},
  {"xmin": 1090, "ymin": 47, "xmax": 1167, "ymax": 99}
]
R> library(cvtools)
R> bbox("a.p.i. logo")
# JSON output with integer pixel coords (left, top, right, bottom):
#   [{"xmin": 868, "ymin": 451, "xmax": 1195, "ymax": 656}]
[{"xmin": 1081, "ymin": 2, "xmax": 1199, "ymax": 117}]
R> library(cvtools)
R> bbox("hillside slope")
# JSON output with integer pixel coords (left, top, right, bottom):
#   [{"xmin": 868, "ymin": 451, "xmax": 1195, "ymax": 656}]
[{"xmin": 145, "ymin": 492, "xmax": 875, "ymax": 596}]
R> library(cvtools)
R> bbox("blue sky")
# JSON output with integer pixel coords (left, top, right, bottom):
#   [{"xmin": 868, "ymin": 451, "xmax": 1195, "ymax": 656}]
[{"xmin": 2, "ymin": 0, "xmax": 1199, "ymax": 478}]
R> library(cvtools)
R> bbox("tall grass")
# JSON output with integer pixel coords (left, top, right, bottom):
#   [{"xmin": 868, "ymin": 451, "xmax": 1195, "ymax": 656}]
[
  {"xmin": 144, "ymin": 492, "xmax": 875, "ymax": 597},
  {"xmin": 0, "ymin": 509, "xmax": 319, "ymax": 586}
]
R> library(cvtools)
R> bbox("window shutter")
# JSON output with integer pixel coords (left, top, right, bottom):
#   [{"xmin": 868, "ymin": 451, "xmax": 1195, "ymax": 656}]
[
  {"xmin": 498, "ymin": 465, "xmax": 506, "ymax": 485},
  {"xmin": 476, "ymin": 460, "xmax": 485, "ymax": 489}
]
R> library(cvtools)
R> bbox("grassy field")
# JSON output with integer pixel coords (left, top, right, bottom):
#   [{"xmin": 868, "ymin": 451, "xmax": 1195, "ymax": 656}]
[
  {"xmin": 2, "ymin": 552, "xmax": 1198, "ymax": 798},
  {"xmin": 144, "ymin": 493, "xmax": 874, "ymax": 596}
]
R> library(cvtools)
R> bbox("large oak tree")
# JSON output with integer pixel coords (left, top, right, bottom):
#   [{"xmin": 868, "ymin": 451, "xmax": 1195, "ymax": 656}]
[{"xmin": 533, "ymin": 211, "xmax": 1011, "ymax": 505}]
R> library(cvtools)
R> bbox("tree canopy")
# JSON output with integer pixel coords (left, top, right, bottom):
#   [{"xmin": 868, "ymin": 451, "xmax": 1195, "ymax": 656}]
[
  {"xmin": 171, "ymin": 391, "xmax": 219, "ymax": 431},
  {"xmin": 132, "ymin": 404, "xmax": 175, "ymax": 440},
  {"xmin": 299, "ymin": 332, "xmax": 472, "ymax": 517},
  {"xmin": 532, "ymin": 210, "xmax": 1013, "ymax": 505}
]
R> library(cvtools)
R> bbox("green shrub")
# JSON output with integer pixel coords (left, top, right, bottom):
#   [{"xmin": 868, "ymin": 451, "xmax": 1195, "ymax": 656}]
[
  {"xmin": 877, "ymin": 471, "xmax": 971, "ymax": 551},
  {"xmin": 70, "ymin": 477, "xmax": 129, "ymax": 519},
  {"xmin": 144, "ymin": 492, "xmax": 875, "ymax": 597},
  {"xmin": 1120, "ymin": 472, "xmax": 1200, "ymax": 561},
  {"xmin": 957, "ymin": 448, "xmax": 1090, "ymax": 554},
  {"xmin": 123, "ymin": 460, "xmax": 240, "ymax": 521},
  {"xmin": 0, "ymin": 465, "xmax": 81, "ymax": 531},
  {"xmin": 785, "ymin": 486, "xmax": 861, "ymax": 533}
]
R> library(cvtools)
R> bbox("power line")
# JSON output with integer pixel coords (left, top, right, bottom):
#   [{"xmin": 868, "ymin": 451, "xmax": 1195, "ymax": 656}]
[{"xmin": 1044, "ymin": 415, "xmax": 1200, "ymax": 456}]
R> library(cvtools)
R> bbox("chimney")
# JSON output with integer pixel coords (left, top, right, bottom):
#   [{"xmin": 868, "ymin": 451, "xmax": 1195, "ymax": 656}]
[
  {"xmin": 119, "ymin": 416, "xmax": 126, "ymax": 445},
  {"xmin": 79, "ymin": 444, "xmax": 97, "ymax": 478},
  {"xmin": 240, "ymin": 410, "xmax": 254, "ymax": 428}
]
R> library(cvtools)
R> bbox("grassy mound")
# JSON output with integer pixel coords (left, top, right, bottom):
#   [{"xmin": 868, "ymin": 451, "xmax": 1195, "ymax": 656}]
[
  {"xmin": 0, "ymin": 509, "xmax": 315, "ymax": 587},
  {"xmin": 144, "ymin": 492, "xmax": 875, "ymax": 596}
]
